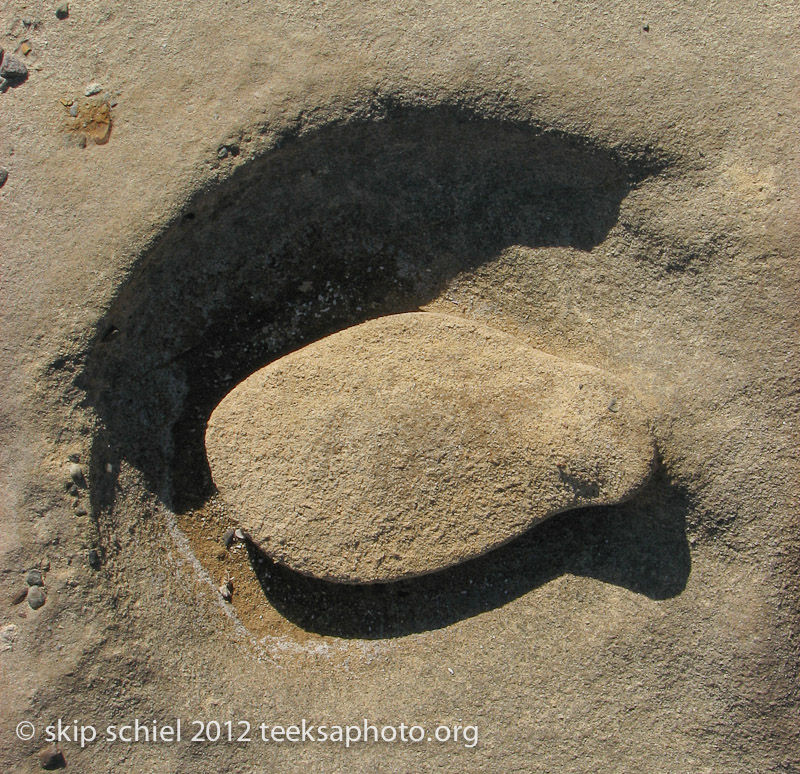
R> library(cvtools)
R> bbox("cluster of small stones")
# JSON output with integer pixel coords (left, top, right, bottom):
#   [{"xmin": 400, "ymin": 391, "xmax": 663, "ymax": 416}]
[
  {"xmin": 9, "ymin": 563, "xmax": 48, "ymax": 611},
  {"xmin": 8, "ymin": 459, "xmax": 98, "ymax": 614},
  {"xmin": 206, "ymin": 312, "xmax": 657, "ymax": 584},
  {"xmin": 62, "ymin": 459, "xmax": 102, "ymax": 570}
]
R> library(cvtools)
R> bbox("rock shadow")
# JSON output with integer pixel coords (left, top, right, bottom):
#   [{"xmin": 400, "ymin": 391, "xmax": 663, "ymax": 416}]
[
  {"xmin": 78, "ymin": 101, "xmax": 667, "ymax": 516},
  {"xmin": 246, "ymin": 464, "xmax": 691, "ymax": 638}
]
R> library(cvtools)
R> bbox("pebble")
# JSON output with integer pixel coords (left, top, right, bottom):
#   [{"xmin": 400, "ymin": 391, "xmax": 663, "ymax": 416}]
[
  {"xmin": 67, "ymin": 462, "xmax": 84, "ymax": 485},
  {"xmin": 0, "ymin": 168, "xmax": 7, "ymax": 187},
  {"xmin": 217, "ymin": 146, "xmax": 229, "ymax": 159},
  {"xmin": 26, "ymin": 569, "xmax": 43, "ymax": 586},
  {"xmin": 21, "ymin": 41, "xmax": 32, "ymax": 56},
  {"xmin": 74, "ymin": 506, "xmax": 88, "ymax": 516},
  {"xmin": 88, "ymin": 548, "xmax": 102, "ymax": 569},
  {"xmin": 0, "ymin": 54, "xmax": 28, "ymax": 81},
  {"xmin": 0, "ymin": 77, "xmax": 8, "ymax": 93},
  {"xmin": 84, "ymin": 82, "xmax": 102, "ymax": 96},
  {"xmin": 38, "ymin": 744, "xmax": 66, "ymax": 769},
  {"xmin": 55, "ymin": 3, "xmax": 70, "ymax": 19},
  {"xmin": 234, "ymin": 528, "xmax": 247, "ymax": 541},
  {"xmin": 27, "ymin": 585, "xmax": 46, "ymax": 609},
  {"xmin": 68, "ymin": 102, "xmax": 78, "ymax": 117},
  {"xmin": 219, "ymin": 580, "xmax": 233, "ymax": 601},
  {"xmin": 0, "ymin": 623, "xmax": 19, "ymax": 652},
  {"xmin": 11, "ymin": 587, "xmax": 28, "ymax": 605},
  {"xmin": 222, "ymin": 529, "xmax": 236, "ymax": 549},
  {"xmin": 206, "ymin": 312, "xmax": 657, "ymax": 583}
]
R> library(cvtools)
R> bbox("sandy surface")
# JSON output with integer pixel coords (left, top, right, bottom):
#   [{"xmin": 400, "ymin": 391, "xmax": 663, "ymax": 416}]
[{"xmin": 1, "ymin": 0, "xmax": 798, "ymax": 771}]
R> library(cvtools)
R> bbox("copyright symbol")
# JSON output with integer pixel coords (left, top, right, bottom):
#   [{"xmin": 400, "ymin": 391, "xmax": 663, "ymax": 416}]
[{"xmin": 15, "ymin": 721, "xmax": 35, "ymax": 741}]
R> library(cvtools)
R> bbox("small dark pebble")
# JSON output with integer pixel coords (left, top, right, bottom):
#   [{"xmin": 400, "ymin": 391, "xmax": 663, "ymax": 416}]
[
  {"xmin": 0, "ymin": 54, "xmax": 28, "ymax": 81},
  {"xmin": 38, "ymin": 744, "xmax": 66, "ymax": 770},
  {"xmin": 222, "ymin": 529, "xmax": 236, "ymax": 549},
  {"xmin": 11, "ymin": 587, "xmax": 28, "ymax": 605},
  {"xmin": 88, "ymin": 548, "xmax": 102, "ymax": 569},
  {"xmin": 26, "ymin": 569, "xmax": 43, "ymax": 586},
  {"xmin": 643, "ymin": 23, "xmax": 650, "ymax": 32},
  {"xmin": 0, "ymin": 168, "xmax": 7, "ymax": 187},
  {"xmin": 27, "ymin": 585, "xmax": 46, "ymax": 609},
  {"xmin": 217, "ymin": 144, "xmax": 240, "ymax": 159},
  {"xmin": 55, "ymin": 3, "xmax": 69, "ymax": 19},
  {"xmin": 608, "ymin": 398, "xmax": 619, "ymax": 412}
]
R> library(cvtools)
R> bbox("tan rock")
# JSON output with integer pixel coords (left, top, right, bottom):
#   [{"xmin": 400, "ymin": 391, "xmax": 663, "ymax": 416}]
[{"xmin": 205, "ymin": 313, "xmax": 656, "ymax": 583}]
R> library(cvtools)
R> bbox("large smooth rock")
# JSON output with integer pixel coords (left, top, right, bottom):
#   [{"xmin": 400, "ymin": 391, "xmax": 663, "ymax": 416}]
[{"xmin": 205, "ymin": 313, "xmax": 656, "ymax": 583}]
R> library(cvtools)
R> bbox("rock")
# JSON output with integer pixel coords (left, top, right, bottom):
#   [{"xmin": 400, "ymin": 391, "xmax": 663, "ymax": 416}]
[
  {"xmin": 27, "ymin": 585, "xmax": 46, "ymax": 609},
  {"xmin": 0, "ymin": 623, "xmax": 19, "ymax": 651},
  {"xmin": 38, "ymin": 744, "xmax": 66, "ymax": 769},
  {"xmin": 219, "ymin": 579, "xmax": 233, "ymax": 601},
  {"xmin": 206, "ymin": 312, "xmax": 656, "ymax": 583},
  {"xmin": 0, "ymin": 54, "xmax": 28, "ymax": 82},
  {"xmin": 67, "ymin": 462, "xmax": 84, "ymax": 485},
  {"xmin": 223, "ymin": 527, "xmax": 247, "ymax": 548},
  {"xmin": 74, "ymin": 506, "xmax": 88, "ymax": 516},
  {"xmin": 11, "ymin": 587, "xmax": 28, "ymax": 605},
  {"xmin": 87, "ymin": 548, "xmax": 102, "ymax": 569},
  {"xmin": 68, "ymin": 102, "xmax": 78, "ymax": 117},
  {"xmin": 84, "ymin": 82, "xmax": 102, "ymax": 96},
  {"xmin": 0, "ymin": 77, "xmax": 8, "ymax": 93},
  {"xmin": 21, "ymin": 41, "xmax": 32, "ymax": 56},
  {"xmin": 26, "ymin": 569, "xmax": 43, "ymax": 586},
  {"xmin": 55, "ymin": 3, "xmax": 69, "ymax": 19},
  {"xmin": 0, "ymin": 168, "xmax": 7, "ymax": 187}
]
